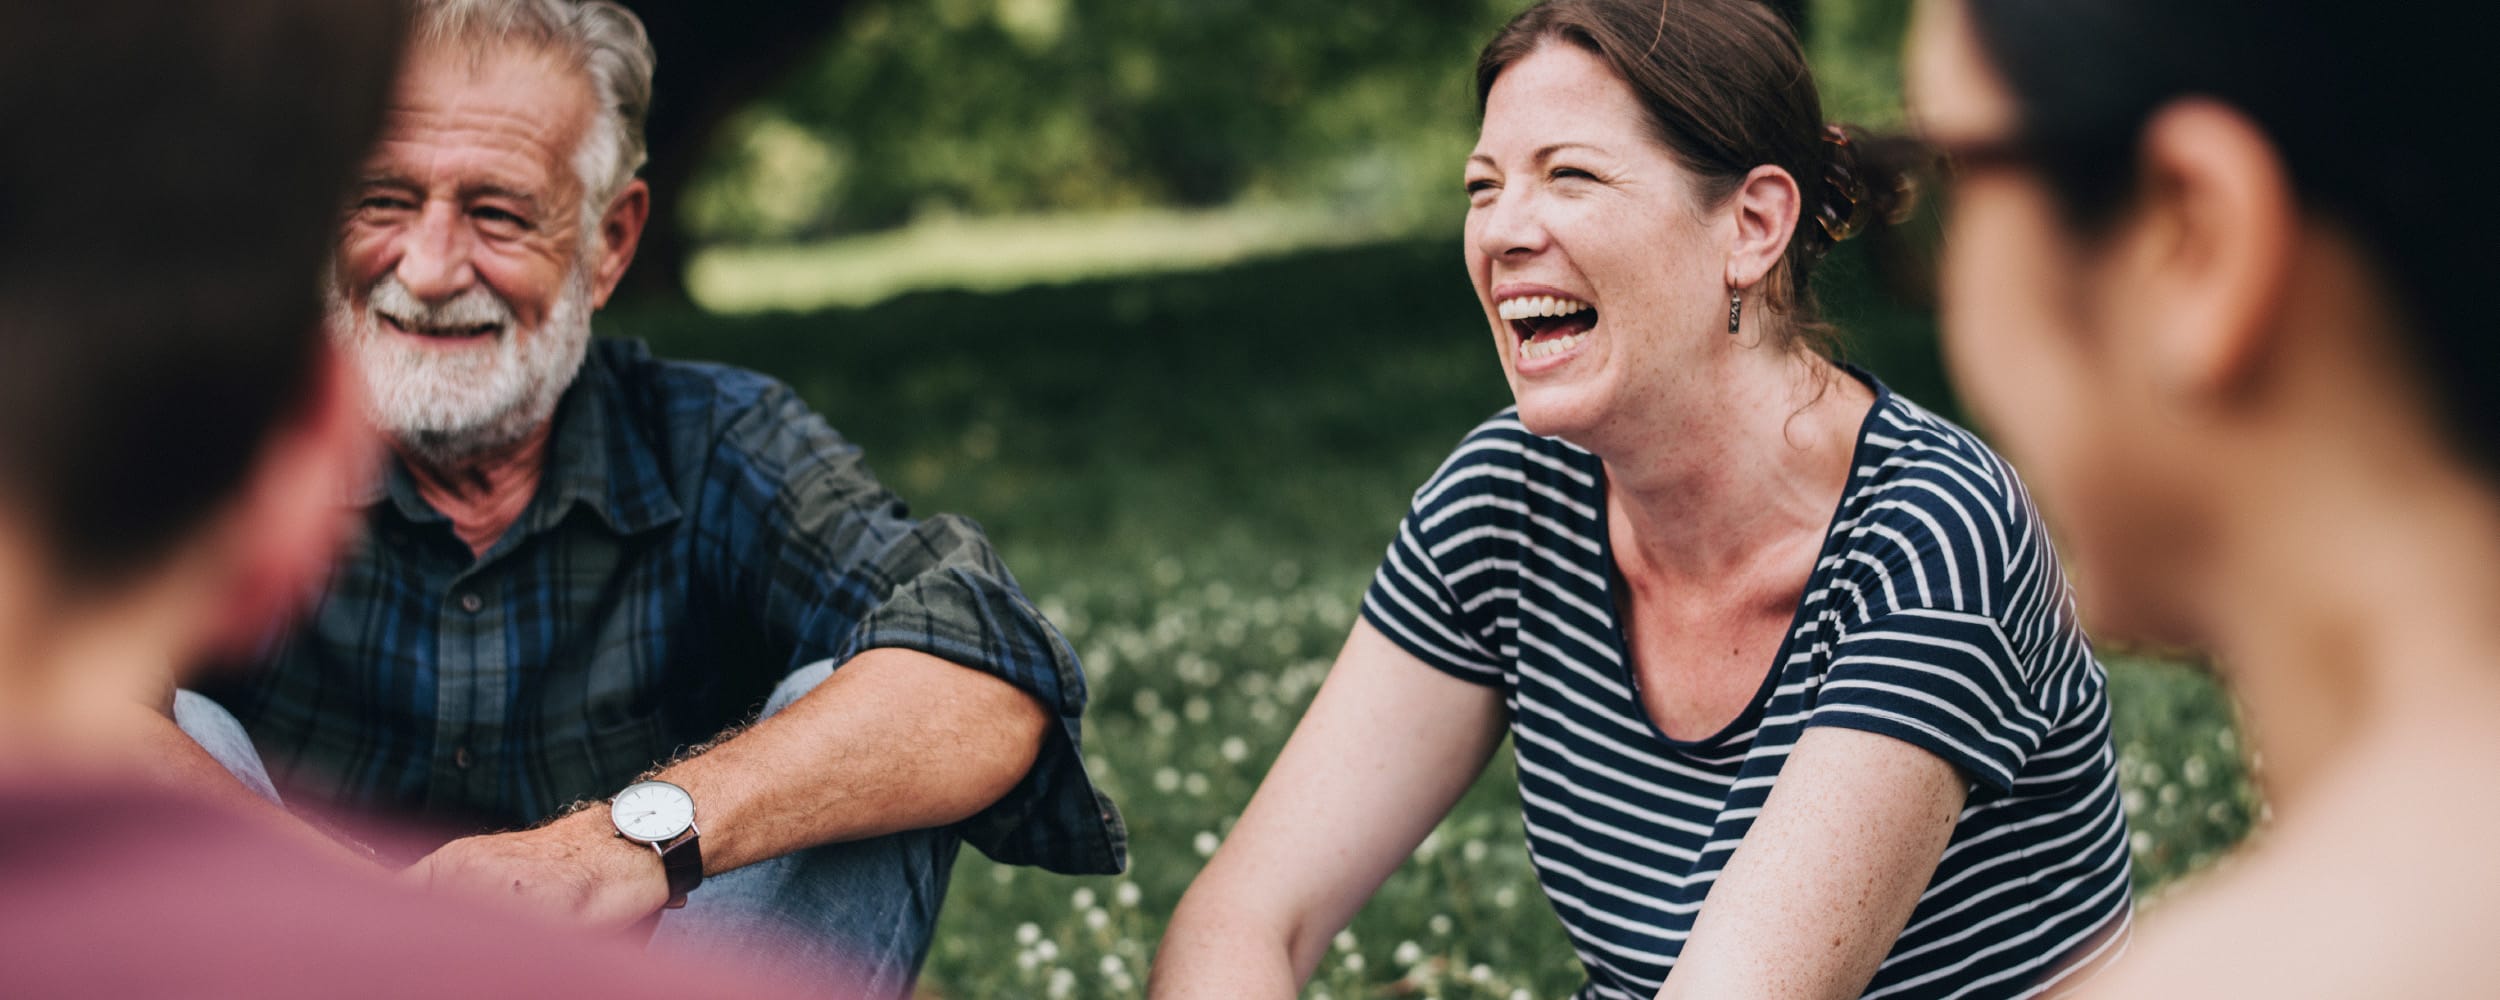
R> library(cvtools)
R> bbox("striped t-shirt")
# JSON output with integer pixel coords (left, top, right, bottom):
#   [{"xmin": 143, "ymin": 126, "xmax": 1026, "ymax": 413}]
[{"xmin": 1363, "ymin": 380, "xmax": 2132, "ymax": 999}]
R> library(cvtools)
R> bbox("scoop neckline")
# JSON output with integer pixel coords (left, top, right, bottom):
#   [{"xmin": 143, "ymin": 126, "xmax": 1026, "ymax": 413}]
[{"xmin": 1593, "ymin": 365, "xmax": 1892, "ymax": 751}]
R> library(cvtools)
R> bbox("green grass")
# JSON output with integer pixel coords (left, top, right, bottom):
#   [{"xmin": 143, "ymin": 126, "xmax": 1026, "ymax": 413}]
[{"xmin": 612, "ymin": 238, "xmax": 2256, "ymax": 998}]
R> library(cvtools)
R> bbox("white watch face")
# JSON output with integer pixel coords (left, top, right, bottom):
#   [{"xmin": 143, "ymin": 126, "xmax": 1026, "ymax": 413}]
[{"xmin": 610, "ymin": 780, "xmax": 695, "ymax": 843}]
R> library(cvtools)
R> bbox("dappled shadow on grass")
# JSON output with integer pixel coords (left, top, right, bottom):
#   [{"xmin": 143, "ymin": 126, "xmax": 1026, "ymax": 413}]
[{"xmin": 610, "ymin": 238, "xmax": 2245, "ymax": 996}]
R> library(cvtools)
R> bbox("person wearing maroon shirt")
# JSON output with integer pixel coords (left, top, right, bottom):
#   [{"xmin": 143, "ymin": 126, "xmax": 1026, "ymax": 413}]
[{"xmin": 0, "ymin": 2, "xmax": 827, "ymax": 996}]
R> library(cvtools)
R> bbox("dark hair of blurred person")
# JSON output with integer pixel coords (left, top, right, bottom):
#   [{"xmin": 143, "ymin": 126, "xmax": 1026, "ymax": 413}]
[
  {"xmin": 1907, "ymin": 0, "xmax": 2494, "ymax": 995},
  {"xmin": 1154, "ymin": 0, "xmax": 2132, "ymax": 995},
  {"xmin": 0, "ymin": 3, "xmax": 819, "ymax": 997}
]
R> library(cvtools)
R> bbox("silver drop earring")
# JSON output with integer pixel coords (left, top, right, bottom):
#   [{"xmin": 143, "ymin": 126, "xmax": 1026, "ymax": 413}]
[{"xmin": 1728, "ymin": 291, "xmax": 1743, "ymax": 335}]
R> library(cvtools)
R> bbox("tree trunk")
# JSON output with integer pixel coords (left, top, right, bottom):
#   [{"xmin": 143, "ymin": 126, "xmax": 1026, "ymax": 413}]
[{"xmin": 613, "ymin": 0, "xmax": 857, "ymax": 305}]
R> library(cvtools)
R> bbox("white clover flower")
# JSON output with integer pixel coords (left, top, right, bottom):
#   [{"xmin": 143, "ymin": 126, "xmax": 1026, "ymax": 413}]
[
  {"xmin": 1194, "ymin": 831, "xmax": 1220, "ymax": 857},
  {"xmin": 1183, "ymin": 772, "xmax": 1209, "ymax": 797},
  {"xmin": 1510, "ymin": 990, "xmax": 1532, "ymax": 1000},
  {"xmin": 1153, "ymin": 767, "xmax": 1181, "ymax": 792},
  {"xmin": 1334, "ymin": 930, "xmax": 1358, "ymax": 952},
  {"xmin": 1344, "ymin": 953, "xmax": 1366, "ymax": 973},
  {"xmin": 1072, "ymin": 887, "xmax": 1097, "ymax": 910},
  {"xmin": 1220, "ymin": 736, "xmax": 1249, "ymax": 763},
  {"xmin": 1017, "ymin": 951, "xmax": 1039, "ymax": 973},
  {"xmin": 1085, "ymin": 907, "xmax": 1110, "ymax": 931},
  {"xmin": 1183, "ymin": 696, "xmax": 1211, "ymax": 722},
  {"xmin": 1463, "ymin": 839, "xmax": 1488, "ymax": 863},
  {"xmin": 1115, "ymin": 882, "xmax": 1142, "ymax": 908},
  {"xmin": 1048, "ymin": 968, "xmax": 1077, "ymax": 998},
  {"xmin": 1036, "ymin": 940, "xmax": 1060, "ymax": 962},
  {"xmin": 1493, "ymin": 887, "xmax": 1517, "ymax": 909},
  {"xmin": 1470, "ymin": 963, "xmax": 1494, "ymax": 983},
  {"xmin": 1016, "ymin": 923, "xmax": 1042, "ymax": 946},
  {"xmin": 1394, "ymin": 941, "xmax": 1424, "ymax": 966},
  {"xmin": 1100, "ymin": 955, "xmax": 1126, "ymax": 977},
  {"xmin": 1428, "ymin": 914, "xmax": 1454, "ymax": 936}
]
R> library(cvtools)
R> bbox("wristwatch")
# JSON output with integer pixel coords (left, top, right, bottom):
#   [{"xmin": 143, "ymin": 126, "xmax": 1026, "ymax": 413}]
[{"xmin": 609, "ymin": 779, "xmax": 703, "ymax": 909}]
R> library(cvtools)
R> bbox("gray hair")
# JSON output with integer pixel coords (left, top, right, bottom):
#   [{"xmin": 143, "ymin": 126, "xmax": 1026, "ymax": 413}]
[{"xmin": 410, "ymin": 0, "xmax": 654, "ymax": 235}]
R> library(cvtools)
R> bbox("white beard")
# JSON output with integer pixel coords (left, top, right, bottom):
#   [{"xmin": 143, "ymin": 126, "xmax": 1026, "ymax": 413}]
[{"xmin": 325, "ymin": 268, "xmax": 594, "ymax": 465}]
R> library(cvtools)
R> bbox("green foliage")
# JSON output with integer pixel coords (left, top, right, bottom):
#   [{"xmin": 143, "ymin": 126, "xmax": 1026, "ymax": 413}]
[
  {"xmin": 684, "ymin": 0, "xmax": 1926, "ymax": 247},
  {"xmin": 612, "ymin": 237, "xmax": 2254, "ymax": 997},
  {"xmin": 685, "ymin": 0, "xmax": 1521, "ymax": 243}
]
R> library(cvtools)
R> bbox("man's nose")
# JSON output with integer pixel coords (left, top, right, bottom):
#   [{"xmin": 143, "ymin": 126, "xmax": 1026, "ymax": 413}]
[{"xmin": 395, "ymin": 200, "xmax": 477, "ymax": 302}]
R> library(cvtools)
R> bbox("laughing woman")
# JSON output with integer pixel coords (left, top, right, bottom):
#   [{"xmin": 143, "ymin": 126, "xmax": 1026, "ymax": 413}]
[{"xmin": 1150, "ymin": 1, "xmax": 2130, "ymax": 998}]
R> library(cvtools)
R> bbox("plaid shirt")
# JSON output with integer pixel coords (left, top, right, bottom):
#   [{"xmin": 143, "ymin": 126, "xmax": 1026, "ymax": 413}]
[{"xmin": 204, "ymin": 338, "xmax": 1125, "ymax": 875}]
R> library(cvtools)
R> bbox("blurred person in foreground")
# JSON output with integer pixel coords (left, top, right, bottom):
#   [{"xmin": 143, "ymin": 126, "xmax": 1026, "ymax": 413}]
[
  {"xmin": 154, "ymin": 0, "xmax": 1125, "ymax": 993},
  {"xmin": 1907, "ymin": 0, "xmax": 2496, "ymax": 995},
  {"xmin": 1152, "ymin": 0, "xmax": 2130, "ymax": 996},
  {"xmin": 0, "ymin": 2, "xmax": 819, "ymax": 996}
]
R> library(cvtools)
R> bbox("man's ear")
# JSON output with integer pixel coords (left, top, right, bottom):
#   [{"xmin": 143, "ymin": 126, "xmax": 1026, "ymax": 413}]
[
  {"xmin": 196, "ymin": 343, "xmax": 375, "ymax": 661},
  {"xmin": 2109, "ymin": 99, "xmax": 2297, "ymax": 402},
  {"xmin": 587, "ymin": 178, "xmax": 650, "ymax": 310},
  {"xmin": 1724, "ymin": 164, "xmax": 1803, "ymax": 292}
]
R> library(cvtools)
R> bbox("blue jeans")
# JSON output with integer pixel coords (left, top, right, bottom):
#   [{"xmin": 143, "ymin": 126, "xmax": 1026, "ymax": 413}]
[{"xmin": 176, "ymin": 660, "xmax": 955, "ymax": 998}]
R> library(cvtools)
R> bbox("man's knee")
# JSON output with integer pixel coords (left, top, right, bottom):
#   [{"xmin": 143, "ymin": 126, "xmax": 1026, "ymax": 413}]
[
  {"xmin": 762, "ymin": 659, "xmax": 840, "ymax": 720},
  {"xmin": 171, "ymin": 690, "xmax": 282, "ymax": 805}
]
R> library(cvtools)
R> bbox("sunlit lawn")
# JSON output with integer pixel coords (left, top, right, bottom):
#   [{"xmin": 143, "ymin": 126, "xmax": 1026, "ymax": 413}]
[{"xmin": 617, "ymin": 236, "xmax": 2258, "ymax": 998}]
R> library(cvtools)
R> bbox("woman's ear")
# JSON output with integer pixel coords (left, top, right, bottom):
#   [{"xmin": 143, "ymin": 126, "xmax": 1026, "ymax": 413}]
[
  {"xmin": 2106, "ymin": 99, "xmax": 2297, "ymax": 402},
  {"xmin": 1725, "ymin": 164, "xmax": 1804, "ymax": 291}
]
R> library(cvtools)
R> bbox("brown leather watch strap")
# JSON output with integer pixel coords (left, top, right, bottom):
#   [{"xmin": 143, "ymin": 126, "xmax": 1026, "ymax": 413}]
[{"xmin": 655, "ymin": 829, "xmax": 703, "ymax": 909}]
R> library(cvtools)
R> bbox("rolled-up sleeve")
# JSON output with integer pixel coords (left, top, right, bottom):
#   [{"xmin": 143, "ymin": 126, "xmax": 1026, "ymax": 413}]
[{"xmin": 702, "ymin": 383, "xmax": 1126, "ymax": 875}]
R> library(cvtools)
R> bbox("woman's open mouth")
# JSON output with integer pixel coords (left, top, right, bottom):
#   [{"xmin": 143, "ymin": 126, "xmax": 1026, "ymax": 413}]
[{"xmin": 1497, "ymin": 294, "xmax": 1598, "ymax": 360}]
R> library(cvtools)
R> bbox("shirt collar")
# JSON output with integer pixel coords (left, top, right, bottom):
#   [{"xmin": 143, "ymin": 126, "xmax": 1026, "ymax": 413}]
[{"xmin": 348, "ymin": 337, "xmax": 683, "ymax": 539}]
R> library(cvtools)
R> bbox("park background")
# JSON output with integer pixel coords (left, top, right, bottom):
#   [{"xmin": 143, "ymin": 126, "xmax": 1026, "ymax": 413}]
[{"xmin": 601, "ymin": 0, "xmax": 2259, "ymax": 995}]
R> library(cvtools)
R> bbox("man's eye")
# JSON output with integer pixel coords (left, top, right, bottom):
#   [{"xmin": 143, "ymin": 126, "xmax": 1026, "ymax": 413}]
[
  {"xmin": 474, "ymin": 207, "xmax": 531, "ymax": 231},
  {"xmin": 358, "ymin": 196, "xmax": 413, "ymax": 212}
]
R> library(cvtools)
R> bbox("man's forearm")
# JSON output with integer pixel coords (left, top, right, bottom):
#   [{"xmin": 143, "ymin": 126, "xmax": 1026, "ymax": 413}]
[
  {"xmin": 645, "ymin": 646, "xmax": 1049, "ymax": 874},
  {"xmin": 406, "ymin": 647, "xmax": 1051, "ymax": 925}
]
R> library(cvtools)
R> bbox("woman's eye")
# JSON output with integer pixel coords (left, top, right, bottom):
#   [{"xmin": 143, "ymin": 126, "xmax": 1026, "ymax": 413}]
[{"xmin": 1551, "ymin": 167, "xmax": 1596, "ymax": 182}]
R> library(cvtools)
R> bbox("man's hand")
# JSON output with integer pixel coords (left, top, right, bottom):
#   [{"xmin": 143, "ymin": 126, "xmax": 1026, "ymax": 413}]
[{"xmin": 402, "ymin": 807, "xmax": 670, "ymax": 928}]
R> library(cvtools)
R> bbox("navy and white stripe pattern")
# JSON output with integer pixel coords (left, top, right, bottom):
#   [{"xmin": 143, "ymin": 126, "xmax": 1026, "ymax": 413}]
[{"xmin": 1364, "ymin": 381, "xmax": 2132, "ymax": 999}]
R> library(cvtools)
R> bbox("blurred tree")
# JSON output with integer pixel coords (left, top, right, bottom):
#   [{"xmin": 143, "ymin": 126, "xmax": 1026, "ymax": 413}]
[
  {"xmin": 615, "ymin": 0, "xmax": 858, "ymax": 301},
  {"xmin": 680, "ymin": 0, "xmax": 1521, "ymax": 248},
  {"xmin": 635, "ymin": 0, "xmax": 1896, "ymax": 300}
]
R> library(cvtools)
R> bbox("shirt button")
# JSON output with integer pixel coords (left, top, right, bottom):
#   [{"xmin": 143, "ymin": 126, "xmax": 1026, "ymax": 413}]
[
  {"xmin": 458, "ymin": 592, "xmax": 483, "ymax": 613},
  {"xmin": 453, "ymin": 746, "xmax": 473, "ymax": 770}
]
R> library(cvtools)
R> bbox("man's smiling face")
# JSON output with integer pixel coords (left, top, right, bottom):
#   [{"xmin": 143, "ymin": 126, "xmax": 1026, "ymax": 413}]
[{"xmin": 327, "ymin": 39, "xmax": 603, "ymax": 460}]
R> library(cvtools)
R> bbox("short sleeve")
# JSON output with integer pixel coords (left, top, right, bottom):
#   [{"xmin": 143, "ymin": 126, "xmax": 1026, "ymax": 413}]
[
  {"xmin": 1806, "ymin": 607, "xmax": 2057, "ymax": 793},
  {"xmin": 1358, "ymin": 422, "xmax": 1540, "ymax": 689}
]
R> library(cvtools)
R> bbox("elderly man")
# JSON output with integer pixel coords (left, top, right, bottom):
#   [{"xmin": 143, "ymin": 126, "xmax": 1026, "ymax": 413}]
[{"xmin": 173, "ymin": 0, "xmax": 1124, "ymax": 990}]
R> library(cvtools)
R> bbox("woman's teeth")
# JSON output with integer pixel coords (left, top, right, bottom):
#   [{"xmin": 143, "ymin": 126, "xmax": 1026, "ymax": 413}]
[
  {"xmin": 1496, "ymin": 294, "xmax": 1594, "ymax": 321},
  {"xmin": 1519, "ymin": 330, "xmax": 1588, "ymax": 359}
]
